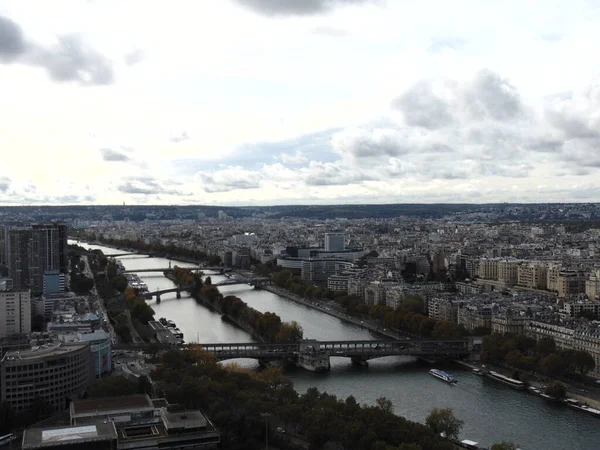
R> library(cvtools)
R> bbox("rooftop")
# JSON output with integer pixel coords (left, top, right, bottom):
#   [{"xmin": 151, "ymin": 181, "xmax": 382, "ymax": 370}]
[
  {"xmin": 22, "ymin": 422, "xmax": 118, "ymax": 449},
  {"xmin": 1, "ymin": 342, "xmax": 88, "ymax": 362},
  {"xmin": 162, "ymin": 409, "xmax": 208, "ymax": 431},
  {"xmin": 71, "ymin": 394, "xmax": 153, "ymax": 418}
]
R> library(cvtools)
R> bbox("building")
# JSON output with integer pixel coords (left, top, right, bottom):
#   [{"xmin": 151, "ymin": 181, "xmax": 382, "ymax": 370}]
[
  {"xmin": 300, "ymin": 259, "xmax": 353, "ymax": 283},
  {"xmin": 324, "ymin": 232, "xmax": 345, "ymax": 252},
  {"xmin": 22, "ymin": 422, "xmax": 119, "ymax": 450},
  {"xmin": 491, "ymin": 310, "xmax": 527, "ymax": 335},
  {"xmin": 0, "ymin": 290, "xmax": 31, "ymax": 339},
  {"xmin": 428, "ymin": 297, "xmax": 459, "ymax": 323},
  {"xmin": 0, "ymin": 342, "xmax": 92, "ymax": 412},
  {"xmin": 327, "ymin": 274, "xmax": 350, "ymax": 292},
  {"xmin": 43, "ymin": 270, "xmax": 67, "ymax": 295},
  {"xmin": 573, "ymin": 326, "xmax": 600, "ymax": 378},
  {"xmin": 6, "ymin": 223, "xmax": 69, "ymax": 295},
  {"xmin": 557, "ymin": 271, "xmax": 587, "ymax": 299},
  {"xmin": 497, "ymin": 259, "xmax": 520, "ymax": 285},
  {"xmin": 58, "ymin": 331, "xmax": 112, "ymax": 378},
  {"xmin": 477, "ymin": 258, "xmax": 499, "ymax": 281},
  {"xmin": 560, "ymin": 301, "xmax": 600, "ymax": 320},
  {"xmin": 385, "ymin": 287, "xmax": 405, "ymax": 309},
  {"xmin": 517, "ymin": 262, "xmax": 548, "ymax": 290},
  {"xmin": 525, "ymin": 321, "xmax": 574, "ymax": 350},
  {"xmin": 457, "ymin": 304, "xmax": 492, "ymax": 332}
]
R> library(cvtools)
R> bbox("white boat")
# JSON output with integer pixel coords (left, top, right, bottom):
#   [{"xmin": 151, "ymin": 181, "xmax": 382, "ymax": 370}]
[
  {"xmin": 429, "ymin": 369, "xmax": 457, "ymax": 383},
  {"xmin": 563, "ymin": 398, "xmax": 600, "ymax": 418},
  {"xmin": 485, "ymin": 371, "xmax": 525, "ymax": 390},
  {"xmin": 472, "ymin": 368, "xmax": 483, "ymax": 375}
]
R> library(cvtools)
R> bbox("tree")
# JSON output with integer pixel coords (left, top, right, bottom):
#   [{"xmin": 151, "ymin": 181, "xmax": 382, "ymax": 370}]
[
  {"xmin": 544, "ymin": 380, "xmax": 566, "ymax": 400},
  {"xmin": 491, "ymin": 442, "xmax": 519, "ymax": 450},
  {"xmin": 541, "ymin": 353, "xmax": 565, "ymax": 377},
  {"xmin": 205, "ymin": 276, "xmax": 212, "ymax": 285},
  {"xmin": 425, "ymin": 408, "xmax": 463, "ymax": 440},
  {"xmin": 536, "ymin": 337, "xmax": 556, "ymax": 358},
  {"xmin": 375, "ymin": 396, "xmax": 394, "ymax": 414},
  {"xmin": 573, "ymin": 350, "xmax": 596, "ymax": 375}
]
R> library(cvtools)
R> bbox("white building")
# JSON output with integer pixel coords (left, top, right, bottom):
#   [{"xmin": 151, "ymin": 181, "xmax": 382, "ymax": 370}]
[{"xmin": 0, "ymin": 290, "xmax": 32, "ymax": 339}]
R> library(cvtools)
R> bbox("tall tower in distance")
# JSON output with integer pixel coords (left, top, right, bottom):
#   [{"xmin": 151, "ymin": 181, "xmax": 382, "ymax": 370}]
[{"xmin": 324, "ymin": 232, "xmax": 346, "ymax": 252}]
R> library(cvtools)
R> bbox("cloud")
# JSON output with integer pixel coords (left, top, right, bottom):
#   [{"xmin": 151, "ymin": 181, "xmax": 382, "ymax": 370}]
[
  {"xmin": 170, "ymin": 131, "xmax": 190, "ymax": 143},
  {"xmin": 117, "ymin": 177, "xmax": 185, "ymax": 195},
  {"xmin": 280, "ymin": 150, "xmax": 307, "ymax": 164},
  {"xmin": 302, "ymin": 161, "xmax": 374, "ymax": 186},
  {"xmin": 0, "ymin": 15, "xmax": 26, "ymax": 62},
  {"xmin": 462, "ymin": 70, "xmax": 522, "ymax": 121},
  {"xmin": 0, "ymin": 177, "xmax": 10, "ymax": 192},
  {"xmin": 233, "ymin": 0, "xmax": 371, "ymax": 16},
  {"xmin": 100, "ymin": 148, "xmax": 130, "ymax": 162},
  {"xmin": 124, "ymin": 48, "xmax": 144, "ymax": 66},
  {"xmin": 198, "ymin": 166, "xmax": 261, "ymax": 192},
  {"xmin": 428, "ymin": 36, "xmax": 467, "ymax": 53},
  {"xmin": 392, "ymin": 81, "xmax": 454, "ymax": 129},
  {"xmin": 0, "ymin": 14, "xmax": 114, "ymax": 86}
]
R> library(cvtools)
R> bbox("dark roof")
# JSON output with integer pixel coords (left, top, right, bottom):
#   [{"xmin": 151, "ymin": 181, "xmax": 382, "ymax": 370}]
[
  {"xmin": 71, "ymin": 394, "xmax": 153, "ymax": 417},
  {"xmin": 22, "ymin": 422, "xmax": 117, "ymax": 449},
  {"xmin": 151, "ymin": 398, "xmax": 169, "ymax": 408}
]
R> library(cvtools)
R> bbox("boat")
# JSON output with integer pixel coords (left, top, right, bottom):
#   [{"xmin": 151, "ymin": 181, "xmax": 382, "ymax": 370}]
[
  {"xmin": 485, "ymin": 370, "xmax": 525, "ymax": 390},
  {"xmin": 563, "ymin": 398, "xmax": 600, "ymax": 418},
  {"xmin": 458, "ymin": 439, "xmax": 484, "ymax": 449},
  {"xmin": 472, "ymin": 368, "xmax": 483, "ymax": 376},
  {"xmin": 429, "ymin": 369, "xmax": 457, "ymax": 383}
]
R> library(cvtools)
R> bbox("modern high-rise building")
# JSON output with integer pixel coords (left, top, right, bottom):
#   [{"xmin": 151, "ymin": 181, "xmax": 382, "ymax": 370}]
[
  {"xmin": 324, "ymin": 232, "xmax": 345, "ymax": 252},
  {"xmin": 6, "ymin": 223, "xmax": 68, "ymax": 295},
  {"xmin": 0, "ymin": 290, "xmax": 31, "ymax": 339}
]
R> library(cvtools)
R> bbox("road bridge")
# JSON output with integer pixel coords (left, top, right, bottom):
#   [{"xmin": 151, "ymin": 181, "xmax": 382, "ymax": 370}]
[
  {"xmin": 109, "ymin": 252, "xmax": 146, "ymax": 257},
  {"xmin": 121, "ymin": 266, "xmax": 232, "ymax": 274},
  {"xmin": 144, "ymin": 286, "xmax": 192, "ymax": 302},
  {"xmin": 198, "ymin": 338, "xmax": 471, "ymax": 370},
  {"xmin": 214, "ymin": 277, "xmax": 272, "ymax": 288}
]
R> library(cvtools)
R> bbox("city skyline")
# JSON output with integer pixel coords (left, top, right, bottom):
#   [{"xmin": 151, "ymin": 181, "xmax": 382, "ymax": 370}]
[{"xmin": 1, "ymin": 0, "xmax": 600, "ymax": 206}]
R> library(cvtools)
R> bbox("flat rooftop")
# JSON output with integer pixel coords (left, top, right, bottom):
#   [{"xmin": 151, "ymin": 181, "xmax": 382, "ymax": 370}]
[
  {"xmin": 22, "ymin": 422, "xmax": 118, "ymax": 449},
  {"xmin": 71, "ymin": 394, "xmax": 153, "ymax": 417},
  {"xmin": 162, "ymin": 410, "xmax": 207, "ymax": 431},
  {"xmin": 2, "ymin": 342, "xmax": 88, "ymax": 362}
]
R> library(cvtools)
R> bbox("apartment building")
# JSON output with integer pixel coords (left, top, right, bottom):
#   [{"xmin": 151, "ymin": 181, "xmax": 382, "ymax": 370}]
[
  {"xmin": 491, "ymin": 310, "xmax": 527, "ymax": 334},
  {"xmin": 0, "ymin": 290, "xmax": 31, "ymax": 339},
  {"xmin": 557, "ymin": 271, "xmax": 587, "ymax": 298},
  {"xmin": 498, "ymin": 259, "xmax": 520, "ymax": 285},
  {"xmin": 517, "ymin": 262, "xmax": 548, "ymax": 290}
]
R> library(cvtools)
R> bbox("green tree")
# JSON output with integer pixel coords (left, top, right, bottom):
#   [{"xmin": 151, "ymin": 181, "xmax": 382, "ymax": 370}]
[
  {"xmin": 425, "ymin": 408, "xmax": 463, "ymax": 440},
  {"xmin": 544, "ymin": 380, "xmax": 566, "ymax": 400}
]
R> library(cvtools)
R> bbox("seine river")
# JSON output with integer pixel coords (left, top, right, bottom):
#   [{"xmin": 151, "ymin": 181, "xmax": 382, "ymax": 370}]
[{"xmin": 79, "ymin": 242, "xmax": 600, "ymax": 450}]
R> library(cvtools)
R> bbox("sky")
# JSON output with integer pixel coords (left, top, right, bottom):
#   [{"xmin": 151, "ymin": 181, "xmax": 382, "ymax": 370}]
[{"xmin": 1, "ymin": 0, "xmax": 600, "ymax": 206}]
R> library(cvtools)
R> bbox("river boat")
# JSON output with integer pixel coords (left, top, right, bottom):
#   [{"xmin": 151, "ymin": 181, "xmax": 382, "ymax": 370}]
[
  {"xmin": 296, "ymin": 351, "xmax": 330, "ymax": 372},
  {"xmin": 472, "ymin": 368, "xmax": 483, "ymax": 376},
  {"xmin": 563, "ymin": 398, "xmax": 600, "ymax": 418},
  {"xmin": 429, "ymin": 369, "xmax": 457, "ymax": 383},
  {"xmin": 485, "ymin": 370, "xmax": 525, "ymax": 390}
]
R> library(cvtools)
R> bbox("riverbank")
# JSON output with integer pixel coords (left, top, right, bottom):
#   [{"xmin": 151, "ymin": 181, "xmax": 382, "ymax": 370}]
[{"xmin": 261, "ymin": 284, "xmax": 401, "ymax": 340}]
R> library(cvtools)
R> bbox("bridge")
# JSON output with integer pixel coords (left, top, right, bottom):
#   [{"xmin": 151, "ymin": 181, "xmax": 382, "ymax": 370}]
[
  {"xmin": 214, "ymin": 276, "xmax": 272, "ymax": 288},
  {"xmin": 121, "ymin": 266, "xmax": 232, "ymax": 274},
  {"xmin": 144, "ymin": 286, "xmax": 192, "ymax": 302},
  {"xmin": 198, "ymin": 338, "xmax": 471, "ymax": 370},
  {"xmin": 109, "ymin": 252, "xmax": 146, "ymax": 257}
]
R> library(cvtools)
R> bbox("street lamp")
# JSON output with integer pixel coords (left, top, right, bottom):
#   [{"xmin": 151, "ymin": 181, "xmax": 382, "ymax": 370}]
[{"xmin": 261, "ymin": 412, "xmax": 271, "ymax": 450}]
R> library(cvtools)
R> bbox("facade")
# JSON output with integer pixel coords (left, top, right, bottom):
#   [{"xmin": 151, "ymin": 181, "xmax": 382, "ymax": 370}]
[
  {"xmin": 498, "ymin": 259, "xmax": 520, "ymax": 285},
  {"xmin": 560, "ymin": 301, "xmax": 600, "ymax": 320},
  {"xmin": 0, "ymin": 290, "xmax": 31, "ymax": 339},
  {"xmin": 573, "ymin": 327, "xmax": 600, "ymax": 378},
  {"xmin": 324, "ymin": 232, "xmax": 345, "ymax": 252},
  {"xmin": 428, "ymin": 297, "xmax": 459, "ymax": 323},
  {"xmin": 457, "ymin": 304, "xmax": 492, "ymax": 332},
  {"xmin": 327, "ymin": 274, "xmax": 350, "ymax": 292},
  {"xmin": 525, "ymin": 321, "xmax": 574, "ymax": 350},
  {"xmin": 491, "ymin": 310, "xmax": 526, "ymax": 335},
  {"xmin": 300, "ymin": 259, "xmax": 353, "ymax": 283},
  {"xmin": 517, "ymin": 262, "xmax": 548, "ymax": 290},
  {"xmin": 59, "ymin": 331, "xmax": 112, "ymax": 378},
  {"xmin": 0, "ymin": 342, "xmax": 92, "ymax": 412},
  {"xmin": 385, "ymin": 287, "xmax": 404, "ymax": 309},
  {"xmin": 557, "ymin": 271, "xmax": 587, "ymax": 298},
  {"xmin": 43, "ymin": 270, "xmax": 67, "ymax": 295}
]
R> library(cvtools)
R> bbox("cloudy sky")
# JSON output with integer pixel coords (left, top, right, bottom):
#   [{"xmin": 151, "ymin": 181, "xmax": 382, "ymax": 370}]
[{"xmin": 1, "ymin": 0, "xmax": 599, "ymax": 206}]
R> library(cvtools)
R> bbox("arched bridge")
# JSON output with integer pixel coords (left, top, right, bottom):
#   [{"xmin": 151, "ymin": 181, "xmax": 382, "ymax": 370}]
[
  {"xmin": 144, "ymin": 286, "xmax": 192, "ymax": 302},
  {"xmin": 214, "ymin": 277, "xmax": 272, "ymax": 288},
  {"xmin": 200, "ymin": 338, "xmax": 471, "ymax": 366},
  {"xmin": 121, "ymin": 266, "xmax": 232, "ymax": 274}
]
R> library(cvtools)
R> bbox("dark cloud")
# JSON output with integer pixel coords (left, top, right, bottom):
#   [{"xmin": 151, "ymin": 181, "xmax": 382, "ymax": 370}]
[
  {"xmin": 100, "ymin": 148, "xmax": 130, "ymax": 162},
  {"xmin": 0, "ymin": 177, "xmax": 10, "ymax": 192},
  {"xmin": 233, "ymin": 0, "xmax": 371, "ymax": 16},
  {"xmin": 124, "ymin": 48, "xmax": 144, "ymax": 66},
  {"xmin": 0, "ymin": 15, "xmax": 26, "ymax": 62},
  {"xmin": 0, "ymin": 14, "xmax": 114, "ymax": 86},
  {"xmin": 170, "ymin": 131, "xmax": 190, "ymax": 143},
  {"xmin": 462, "ymin": 70, "xmax": 522, "ymax": 121},
  {"xmin": 392, "ymin": 81, "xmax": 454, "ymax": 129}
]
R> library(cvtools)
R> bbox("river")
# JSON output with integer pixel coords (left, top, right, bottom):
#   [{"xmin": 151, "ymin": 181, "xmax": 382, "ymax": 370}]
[{"xmin": 78, "ymin": 242, "xmax": 600, "ymax": 450}]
